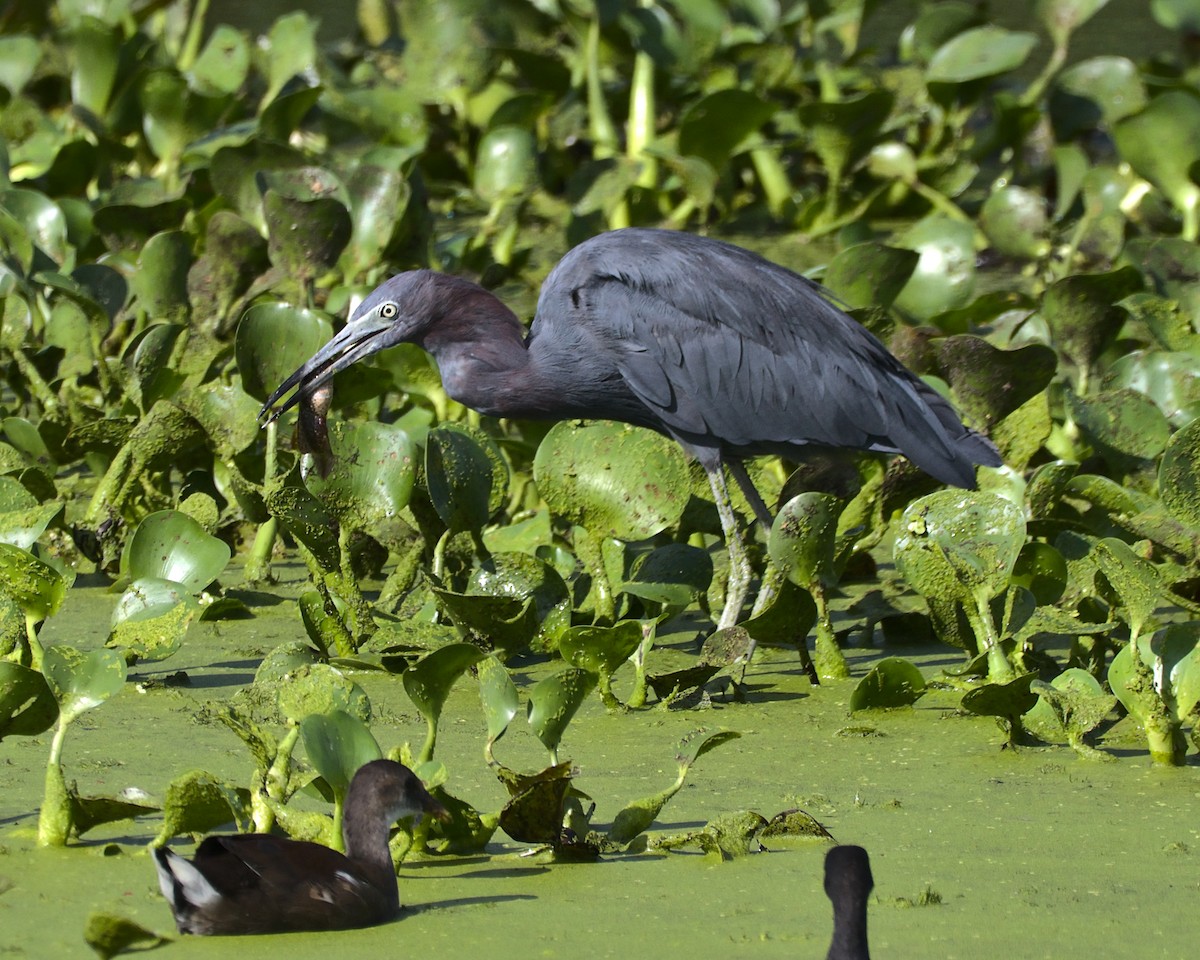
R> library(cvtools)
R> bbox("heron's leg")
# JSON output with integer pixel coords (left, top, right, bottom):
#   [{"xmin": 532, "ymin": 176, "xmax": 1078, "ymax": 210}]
[
  {"xmin": 705, "ymin": 464, "xmax": 751, "ymax": 630},
  {"xmin": 726, "ymin": 459, "xmax": 778, "ymax": 639}
]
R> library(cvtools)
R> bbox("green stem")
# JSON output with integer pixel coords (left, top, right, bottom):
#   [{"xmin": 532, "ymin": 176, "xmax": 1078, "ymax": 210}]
[
  {"xmin": 574, "ymin": 528, "xmax": 614, "ymax": 624},
  {"xmin": 37, "ymin": 719, "xmax": 72, "ymax": 846},
  {"xmin": 811, "ymin": 583, "xmax": 849, "ymax": 680},
  {"xmin": 972, "ymin": 591, "xmax": 1015, "ymax": 683},
  {"xmin": 628, "ymin": 32, "xmax": 656, "ymax": 189},
  {"xmin": 750, "ymin": 145, "xmax": 792, "ymax": 218},
  {"xmin": 585, "ymin": 17, "xmax": 618, "ymax": 159},
  {"xmin": 626, "ymin": 622, "xmax": 654, "ymax": 709},
  {"xmin": 244, "ymin": 516, "xmax": 278, "ymax": 584},
  {"xmin": 24, "ymin": 613, "xmax": 43, "ymax": 671},
  {"xmin": 178, "ymin": 0, "xmax": 210, "ymax": 71},
  {"xmin": 417, "ymin": 716, "xmax": 437, "ymax": 767}
]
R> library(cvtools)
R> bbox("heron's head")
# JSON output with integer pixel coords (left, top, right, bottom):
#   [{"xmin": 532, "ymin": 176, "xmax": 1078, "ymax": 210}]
[{"xmin": 258, "ymin": 271, "xmax": 435, "ymax": 425}]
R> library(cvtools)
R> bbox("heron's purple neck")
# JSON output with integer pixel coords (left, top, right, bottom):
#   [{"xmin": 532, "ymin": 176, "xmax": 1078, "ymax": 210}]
[{"xmin": 416, "ymin": 277, "xmax": 551, "ymax": 419}]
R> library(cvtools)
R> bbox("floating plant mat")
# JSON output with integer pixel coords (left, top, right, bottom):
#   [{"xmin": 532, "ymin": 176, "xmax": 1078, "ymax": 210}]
[{"xmin": 1, "ymin": 571, "xmax": 1196, "ymax": 960}]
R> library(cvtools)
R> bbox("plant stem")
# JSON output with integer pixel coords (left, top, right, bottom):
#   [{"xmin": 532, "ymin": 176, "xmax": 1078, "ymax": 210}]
[
  {"xmin": 37, "ymin": 719, "xmax": 72, "ymax": 846},
  {"xmin": 811, "ymin": 583, "xmax": 850, "ymax": 680}
]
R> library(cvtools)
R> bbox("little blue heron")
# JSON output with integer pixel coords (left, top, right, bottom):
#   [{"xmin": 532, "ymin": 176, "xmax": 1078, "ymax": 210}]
[
  {"xmin": 261, "ymin": 228, "xmax": 1000, "ymax": 629},
  {"xmin": 825, "ymin": 845, "xmax": 874, "ymax": 960}
]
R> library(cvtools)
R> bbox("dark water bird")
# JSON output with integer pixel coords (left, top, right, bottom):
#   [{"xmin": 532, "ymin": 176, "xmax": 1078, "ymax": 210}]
[
  {"xmin": 261, "ymin": 228, "xmax": 1001, "ymax": 629},
  {"xmin": 153, "ymin": 759, "xmax": 450, "ymax": 935},
  {"xmin": 825, "ymin": 844, "xmax": 874, "ymax": 960}
]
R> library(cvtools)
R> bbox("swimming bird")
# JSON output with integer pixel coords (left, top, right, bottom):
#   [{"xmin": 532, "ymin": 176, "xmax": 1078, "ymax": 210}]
[
  {"xmin": 261, "ymin": 228, "xmax": 1000, "ymax": 629},
  {"xmin": 153, "ymin": 759, "xmax": 450, "ymax": 935},
  {"xmin": 825, "ymin": 844, "xmax": 874, "ymax": 960}
]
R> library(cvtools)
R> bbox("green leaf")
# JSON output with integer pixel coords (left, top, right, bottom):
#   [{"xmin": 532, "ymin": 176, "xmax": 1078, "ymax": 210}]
[
  {"xmin": 927, "ymin": 26, "xmax": 1039, "ymax": 83},
  {"xmin": 307, "ymin": 419, "xmax": 418, "ymax": 530},
  {"xmin": 850, "ymin": 657, "xmax": 927, "ymax": 710},
  {"xmin": 478, "ymin": 654, "xmax": 519, "ymax": 744},
  {"xmin": 559, "ymin": 621, "xmax": 643, "ymax": 679},
  {"xmin": 1068, "ymin": 389, "xmax": 1171, "ymax": 462},
  {"xmin": 893, "ymin": 215, "xmax": 977, "ymax": 320},
  {"xmin": 300, "ymin": 711, "xmax": 383, "ymax": 797},
  {"xmin": 678, "ymin": 89, "xmax": 777, "ymax": 171},
  {"xmin": 526, "ymin": 668, "xmax": 596, "ymax": 758},
  {"xmin": 0, "ymin": 543, "xmax": 66, "ymax": 620},
  {"xmin": 402, "ymin": 643, "xmax": 486, "ymax": 728},
  {"xmin": 277, "ymin": 663, "xmax": 372, "ymax": 724},
  {"xmin": 1159, "ymin": 418, "xmax": 1200, "ymax": 529},
  {"xmin": 1093, "ymin": 538, "xmax": 1164, "ymax": 640},
  {"xmin": 0, "ymin": 661, "xmax": 57, "ymax": 741},
  {"xmin": 125, "ymin": 510, "xmax": 230, "ymax": 593},
  {"xmin": 235, "ymin": 302, "xmax": 333, "ymax": 404},
  {"xmin": 768, "ymin": 493, "xmax": 842, "ymax": 591},
  {"xmin": 41, "ymin": 645, "xmax": 126, "ymax": 724},
  {"xmin": 822, "ymin": 243, "xmax": 918, "ymax": 311},
  {"xmin": 154, "ymin": 769, "xmax": 250, "ymax": 844},
  {"xmin": 425, "ymin": 423, "xmax": 507, "ymax": 534},
  {"xmin": 1114, "ymin": 91, "xmax": 1200, "ymax": 237},
  {"xmin": 534, "ymin": 421, "xmax": 690, "ymax": 541}
]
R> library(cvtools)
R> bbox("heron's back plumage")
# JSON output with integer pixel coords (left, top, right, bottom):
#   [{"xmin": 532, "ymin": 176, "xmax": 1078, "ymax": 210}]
[{"xmin": 530, "ymin": 228, "xmax": 999, "ymax": 486}]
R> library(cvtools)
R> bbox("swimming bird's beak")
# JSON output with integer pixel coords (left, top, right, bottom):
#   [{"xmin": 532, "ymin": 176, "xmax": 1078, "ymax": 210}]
[
  {"xmin": 425, "ymin": 798, "xmax": 452, "ymax": 825},
  {"xmin": 258, "ymin": 305, "xmax": 398, "ymax": 426}
]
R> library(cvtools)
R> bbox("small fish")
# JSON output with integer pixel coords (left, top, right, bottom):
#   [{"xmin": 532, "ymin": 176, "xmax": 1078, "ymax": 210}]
[{"xmin": 297, "ymin": 380, "xmax": 335, "ymax": 479}]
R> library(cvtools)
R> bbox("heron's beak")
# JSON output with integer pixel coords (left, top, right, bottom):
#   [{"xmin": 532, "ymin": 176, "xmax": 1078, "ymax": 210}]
[{"xmin": 257, "ymin": 311, "xmax": 395, "ymax": 426}]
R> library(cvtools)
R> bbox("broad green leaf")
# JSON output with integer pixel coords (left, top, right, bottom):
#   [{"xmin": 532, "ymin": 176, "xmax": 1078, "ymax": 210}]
[
  {"xmin": 559, "ymin": 621, "xmax": 643, "ymax": 679},
  {"xmin": 478, "ymin": 655, "xmax": 519, "ymax": 744},
  {"xmin": 927, "ymin": 26, "xmax": 1038, "ymax": 83},
  {"xmin": 1041, "ymin": 267, "xmax": 1142, "ymax": 383},
  {"xmin": 465, "ymin": 553, "xmax": 571, "ymax": 653},
  {"xmin": 235, "ymin": 302, "xmax": 333, "ymax": 403},
  {"xmin": 402, "ymin": 643, "xmax": 486, "ymax": 727},
  {"xmin": 797, "ymin": 90, "xmax": 893, "ymax": 186},
  {"xmin": 425, "ymin": 423, "xmax": 507, "ymax": 534},
  {"xmin": 1093, "ymin": 538, "xmax": 1164, "ymax": 641},
  {"xmin": 1159, "ymin": 418, "xmax": 1200, "ymax": 529},
  {"xmin": 1036, "ymin": 0, "xmax": 1111, "ymax": 44},
  {"xmin": 188, "ymin": 25, "xmax": 250, "ymax": 96},
  {"xmin": 277, "ymin": 663, "xmax": 372, "ymax": 724},
  {"xmin": 307, "ymin": 420, "xmax": 418, "ymax": 530},
  {"xmin": 850, "ymin": 657, "xmax": 927, "ymax": 710},
  {"xmin": 1114, "ymin": 91, "xmax": 1200, "ymax": 238},
  {"xmin": 768, "ymin": 493, "xmax": 841, "ymax": 591},
  {"xmin": 1068, "ymin": 388, "xmax": 1171, "ymax": 462},
  {"xmin": 300, "ymin": 711, "xmax": 383, "ymax": 797},
  {"xmin": 475, "ymin": 126, "xmax": 538, "ymax": 201},
  {"xmin": 526, "ymin": 667, "xmax": 596, "ymax": 757},
  {"xmin": 980, "ymin": 186, "xmax": 1049, "ymax": 259},
  {"xmin": 822, "ymin": 243, "xmax": 918, "ymax": 311},
  {"xmin": 0, "ymin": 661, "xmax": 57, "ymax": 740},
  {"xmin": 0, "ymin": 543, "xmax": 67, "ymax": 620},
  {"xmin": 893, "ymin": 215, "xmax": 977, "ymax": 320},
  {"xmin": 154, "ymin": 770, "xmax": 250, "ymax": 845},
  {"xmin": 932, "ymin": 336, "xmax": 1057, "ymax": 429},
  {"xmin": 533, "ymin": 421, "xmax": 690, "ymax": 541},
  {"xmin": 125, "ymin": 510, "xmax": 230, "ymax": 593},
  {"xmin": 42, "ymin": 645, "xmax": 126, "ymax": 724}
]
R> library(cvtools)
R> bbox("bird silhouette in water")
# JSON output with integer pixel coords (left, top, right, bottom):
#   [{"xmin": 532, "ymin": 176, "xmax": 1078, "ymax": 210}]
[
  {"xmin": 153, "ymin": 760, "xmax": 449, "ymax": 935},
  {"xmin": 262, "ymin": 228, "xmax": 1000, "ymax": 630},
  {"xmin": 825, "ymin": 844, "xmax": 874, "ymax": 960}
]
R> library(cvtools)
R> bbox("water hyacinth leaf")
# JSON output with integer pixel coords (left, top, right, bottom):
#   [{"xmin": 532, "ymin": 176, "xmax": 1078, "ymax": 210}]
[
  {"xmin": 0, "ymin": 543, "xmax": 66, "ymax": 620},
  {"xmin": 425, "ymin": 423, "xmax": 507, "ymax": 534},
  {"xmin": 894, "ymin": 490, "xmax": 1026, "ymax": 603},
  {"xmin": 527, "ymin": 667, "xmax": 596, "ymax": 758},
  {"xmin": 926, "ymin": 26, "xmax": 1039, "ymax": 83},
  {"xmin": 892, "ymin": 215, "xmax": 977, "ymax": 320},
  {"xmin": 932, "ymin": 337, "xmax": 1057, "ymax": 429},
  {"xmin": 466, "ymin": 552, "xmax": 571, "ymax": 653},
  {"xmin": 1158, "ymin": 418, "xmax": 1200, "ymax": 529},
  {"xmin": 850, "ymin": 657, "xmax": 927, "ymax": 710},
  {"xmin": 0, "ymin": 661, "xmax": 57, "ymax": 740},
  {"xmin": 178, "ymin": 382, "xmax": 262, "ymax": 459},
  {"xmin": 70, "ymin": 789, "xmax": 159, "ymax": 837},
  {"xmin": 430, "ymin": 587, "xmax": 536, "ymax": 659},
  {"xmin": 188, "ymin": 211, "xmax": 269, "ymax": 325},
  {"xmin": 342, "ymin": 163, "xmax": 410, "ymax": 278},
  {"xmin": 768, "ymin": 493, "xmax": 841, "ymax": 590},
  {"xmin": 497, "ymin": 761, "xmax": 574, "ymax": 844},
  {"xmin": 0, "ymin": 36, "xmax": 41, "ymax": 95},
  {"xmin": 1104, "ymin": 351, "xmax": 1200, "ymax": 428},
  {"xmin": 1114, "ymin": 91, "xmax": 1200, "ymax": 239},
  {"xmin": 67, "ymin": 16, "xmax": 119, "ymax": 118},
  {"xmin": 263, "ymin": 189, "xmax": 352, "ymax": 287},
  {"xmin": 188, "ymin": 24, "xmax": 250, "ymax": 96},
  {"xmin": 261, "ymin": 12, "xmax": 319, "ymax": 105},
  {"xmin": 1042, "ymin": 267, "xmax": 1142, "ymax": 385},
  {"xmin": 1094, "ymin": 538, "xmax": 1164, "ymax": 641},
  {"xmin": 42, "ymin": 645, "xmax": 126, "ymax": 724},
  {"xmin": 1025, "ymin": 668, "xmax": 1116, "ymax": 757},
  {"xmin": 961, "ymin": 672, "xmax": 1038, "ymax": 723},
  {"xmin": 83, "ymin": 911, "xmax": 170, "ymax": 960},
  {"xmin": 1011, "ymin": 542, "xmax": 1068, "ymax": 606},
  {"xmin": 403, "ymin": 643, "xmax": 486, "ymax": 727},
  {"xmin": 277, "ymin": 663, "xmax": 372, "ymax": 724},
  {"xmin": 306, "ymin": 420, "xmax": 417, "ymax": 530},
  {"xmin": 677, "ymin": 88, "xmax": 777, "ymax": 172},
  {"xmin": 1036, "ymin": 0, "xmax": 1111, "ymax": 43},
  {"xmin": 263, "ymin": 472, "xmax": 341, "ymax": 572},
  {"xmin": 1068, "ymin": 389, "xmax": 1171, "ymax": 462},
  {"xmin": 980, "ymin": 186, "xmax": 1049, "ymax": 259},
  {"xmin": 478, "ymin": 654, "xmax": 519, "ymax": 744},
  {"xmin": 0, "ymin": 500, "xmax": 62, "ymax": 550},
  {"xmin": 533, "ymin": 421, "xmax": 690, "ymax": 541},
  {"xmin": 741, "ymin": 579, "xmax": 818, "ymax": 649},
  {"xmin": 797, "ymin": 89, "xmax": 894, "ymax": 186},
  {"xmin": 624, "ymin": 544, "xmax": 713, "ymax": 609},
  {"xmin": 108, "ymin": 579, "xmax": 195, "ymax": 661},
  {"xmin": 559, "ymin": 621, "xmax": 643, "ymax": 678},
  {"xmin": 300, "ymin": 710, "xmax": 383, "ymax": 796},
  {"xmin": 475, "ymin": 125, "xmax": 538, "ymax": 202},
  {"xmin": 129, "ymin": 230, "xmax": 192, "ymax": 323},
  {"xmin": 125, "ymin": 510, "xmax": 230, "ymax": 593},
  {"xmin": 0, "ymin": 188, "xmax": 68, "ymax": 265},
  {"xmin": 822, "ymin": 243, "xmax": 918, "ymax": 311},
  {"xmin": 235, "ymin": 302, "xmax": 334, "ymax": 403},
  {"xmin": 154, "ymin": 770, "xmax": 251, "ymax": 845},
  {"xmin": 1051, "ymin": 56, "xmax": 1146, "ymax": 137}
]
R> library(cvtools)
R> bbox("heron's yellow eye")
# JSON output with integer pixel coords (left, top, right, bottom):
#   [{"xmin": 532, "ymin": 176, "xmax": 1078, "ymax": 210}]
[{"xmin": 379, "ymin": 302, "xmax": 398, "ymax": 319}]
